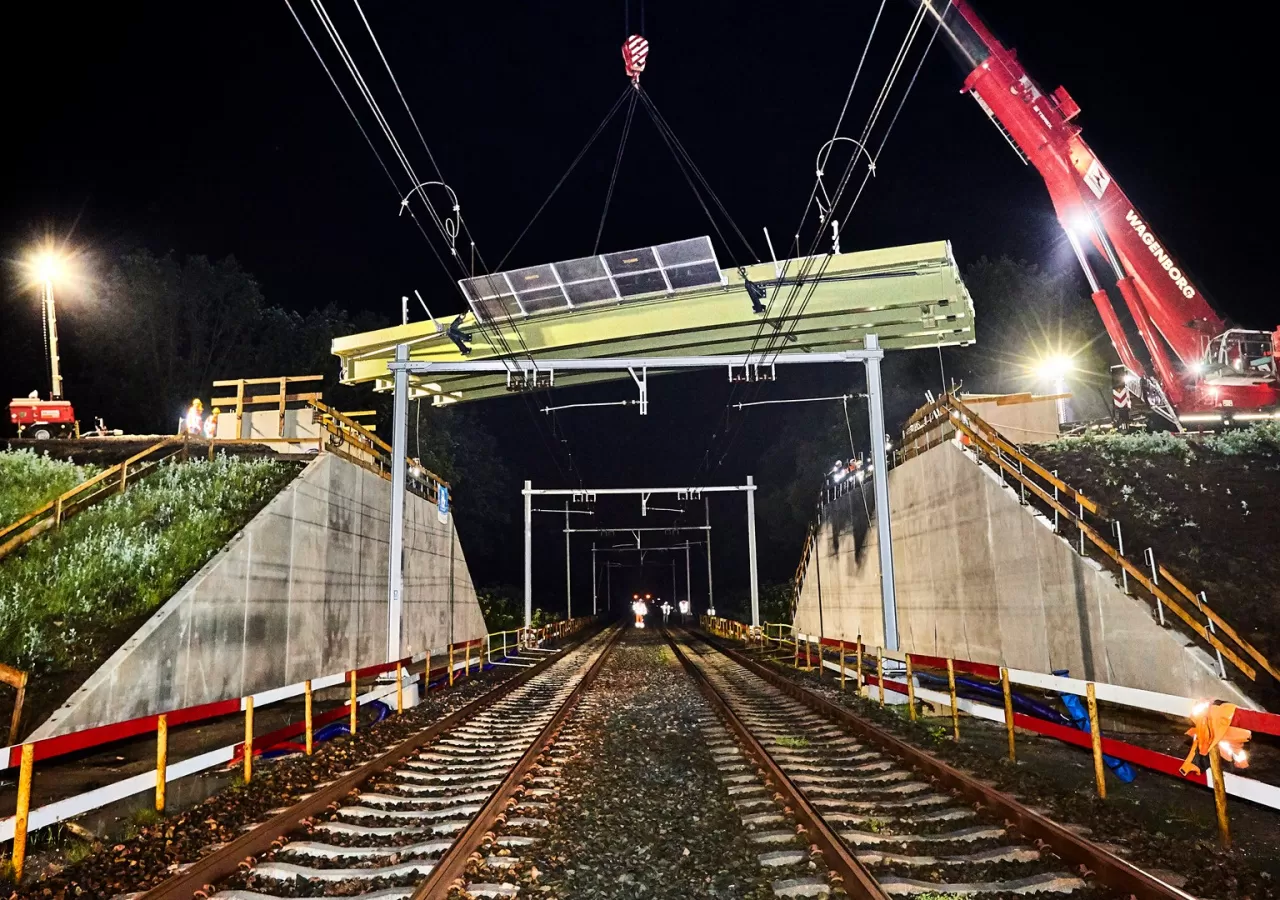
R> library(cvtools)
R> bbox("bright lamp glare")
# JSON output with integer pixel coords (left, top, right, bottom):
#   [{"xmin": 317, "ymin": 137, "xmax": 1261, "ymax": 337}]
[
  {"xmin": 1036, "ymin": 355, "xmax": 1074, "ymax": 380},
  {"xmin": 35, "ymin": 252, "xmax": 62, "ymax": 282},
  {"xmin": 20, "ymin": 242, "xmax": 77, "ymax": 289}
]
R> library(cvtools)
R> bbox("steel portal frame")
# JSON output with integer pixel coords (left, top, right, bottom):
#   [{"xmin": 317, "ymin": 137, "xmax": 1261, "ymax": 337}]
[{"xmin": 385, "ymin": 340, "xmax": 899, "ymax": 645}]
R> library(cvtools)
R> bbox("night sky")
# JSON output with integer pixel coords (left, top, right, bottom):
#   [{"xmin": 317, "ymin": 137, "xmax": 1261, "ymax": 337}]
[{"xmin": 2, "ymin": 1, "xmax": 1266, "ymax": 603}]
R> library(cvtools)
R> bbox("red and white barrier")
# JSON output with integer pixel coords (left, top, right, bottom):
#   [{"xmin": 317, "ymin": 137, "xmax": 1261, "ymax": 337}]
[
  {"xmin": 0, "ymin": 673, "xmax": 412, "ymax": 844},
  {"xmin": 779, "ymin": 630, "xmax": 1280, "ymax": 812}
]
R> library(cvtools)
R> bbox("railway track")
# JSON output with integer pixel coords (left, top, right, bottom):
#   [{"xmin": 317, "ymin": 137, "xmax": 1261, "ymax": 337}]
[
  {"xmin": 127, "ymin": 626, "xmax": 620, "ymax": 900},
  {"xmin": 666, "ymin": 629, "xmax": 1197, "ymax": 900}
]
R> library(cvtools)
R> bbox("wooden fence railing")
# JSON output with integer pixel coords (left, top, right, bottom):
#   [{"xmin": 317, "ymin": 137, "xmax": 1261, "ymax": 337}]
[
  {"xmin": 900, "ymin": 394, "xmax": 1277, "ymax": 686},
  {"xmin": 0, "ymin": 438, "xmax": 185, "ymax": 563}
]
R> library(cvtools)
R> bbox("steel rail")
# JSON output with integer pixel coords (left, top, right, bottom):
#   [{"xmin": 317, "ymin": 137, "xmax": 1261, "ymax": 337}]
[
  {"xmin": 412, "ymin": 626, "xmax": 623, "ymax": 897},
  {"xmin": 696, "ymin": 630, "xmax": 1196, "ymax": 900},
  {"xmin": 135, "ymin": 627, "xmax": 603, "ymax": 900},
  {"xmin": 662, "ymin": 629, "xmax": 889, "ymax": 900}
]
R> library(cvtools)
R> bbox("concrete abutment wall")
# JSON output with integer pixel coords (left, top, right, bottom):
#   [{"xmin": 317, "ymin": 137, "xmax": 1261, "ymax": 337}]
[
  {"xmin": 793, "ymin": 439, "xmax": 1254, "ymax": 707},
  {"xmin": 33, "ymin": 452, "xmax": 485, "ymax": 738}
]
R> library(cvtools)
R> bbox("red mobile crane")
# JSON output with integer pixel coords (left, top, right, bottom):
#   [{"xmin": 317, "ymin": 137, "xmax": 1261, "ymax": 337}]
[{"xmin": 912, "ymin": 0, "xmax": 1279, "ymax": 426}]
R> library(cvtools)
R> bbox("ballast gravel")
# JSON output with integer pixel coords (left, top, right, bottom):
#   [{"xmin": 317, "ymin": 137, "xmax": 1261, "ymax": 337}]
[{"xmin": 517, "ymin": 629, "xmax": 783, "ymax": 900}]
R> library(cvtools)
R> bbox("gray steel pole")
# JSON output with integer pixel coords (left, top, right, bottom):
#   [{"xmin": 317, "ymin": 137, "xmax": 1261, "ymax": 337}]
[
  {"xmin": 746, "ymin": 475, "xmax": 760, "ymax": 627},
  {"xmin": 864, "ymin": 334, "xmax": 900, "ymax": 651},
  {"xmin": 564, "ymin": 501, "xmax": 572, "ymax": 621},
  {"xmin": 592, "ymin": 543, "xmax": 598, "ymax": 615},
  {"xmin": 684, "ymin": 540, "xmax": 691, "ymax": 607},
  {"xmin": 524, "ymin": 480, "xmax": 533, "ymax": 628},
  {"xmin": 387, "ymin": 343, "xmax": 409, "ymax": 661},
  {"xmin": 606, "ymin": 562, "xmax": 612, "ymax": 611},
  {"xmin": 705, "ymin": 496, "xmax": 714, "ymax": 612}
]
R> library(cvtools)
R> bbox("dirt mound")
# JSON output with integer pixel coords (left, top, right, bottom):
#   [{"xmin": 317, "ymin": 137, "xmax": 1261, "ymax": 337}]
[{"xmin": 1030, "ymin": 428, "xmax": 1280, "ymax": 684}]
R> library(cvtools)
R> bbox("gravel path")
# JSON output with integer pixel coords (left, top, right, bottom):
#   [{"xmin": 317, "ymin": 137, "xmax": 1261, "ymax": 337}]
[{"xmin": 509, "ymin": 628, "xmax": 816, "ymax": 900}]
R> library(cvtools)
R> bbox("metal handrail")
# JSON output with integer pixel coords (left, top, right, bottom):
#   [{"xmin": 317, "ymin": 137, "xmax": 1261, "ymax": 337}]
[{"xmin": 798, "ymin": 393, "xmax": 1277, "ymax": 686}]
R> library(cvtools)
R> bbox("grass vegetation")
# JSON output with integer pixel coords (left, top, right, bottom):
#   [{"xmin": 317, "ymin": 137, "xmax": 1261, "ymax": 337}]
[
  {"xmin": 774, "ymin": 734, "xmax": 809, "ymax": 749},
  {"xmin": 1044, "ymin": 421, "xmax": 1280, "ymax": 460},
  {"xmin": 0, "ymin": 450, "xmax": 99, "ymax": 526},
  {"xmin": 0, "ymin": 454, "xmax": 298, "ymax": 682}
]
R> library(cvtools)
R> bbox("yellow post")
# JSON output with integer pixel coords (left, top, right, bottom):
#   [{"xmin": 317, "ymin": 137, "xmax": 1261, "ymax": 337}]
[
  {"xmin": 156, "ymin": 713, "xmax": 168, "ymax": 811},
  {"xmin": 1208, "ymin": 744, "xmax": 1231, "ymax": 847},
  {"xmin": 877, "ymin": 651, "xmax": 885, "ymax": 708},
  {"xmin": 349, "ymin": 670, "xmax": 358, "ymax": 735},
  {"xmin": 905, "ymin": 654, "xmax": 917, "ymax": 721},
  {"xmin": 805, "ymin": 637, "xmax": 812, "ymax": 669},
  {"xmin": 1086, "ymin": 682, "xmax": 1106, "ymax": 799},
  {"xmin": 304, "ymin": 679, "xmax": 313, "ymax": 755},
  {"xmin": 1001, "ymin": 667, "xmax": 1016, "ymax": 761},
  {"xmin": 243, "ymin": 697, "xmax": 254, "ymax": 783},
  {"xmin": 448, "ymin": 645, "xmax": 455, "ymax": 686},
  {"xmin": 464, "ymin": 641, "xmax": 471, "ymax": 677},
  {"xmin": 839, "ymin": 642, "xmax": 847, "ymax": 692},
  {"xmin": 120, "ymin": 463, "xmax": 129, "ymax": 493},
  {"xmin": 425, "ymin": 649, "xmax": 432, "ymax": 693},
  {"xmin": 12, "ymin": 743, "xmax": 34, "ymax": 880},
  {"xmin": 947, "ymin": 659, "xmax": 960, "ymax": 741}
]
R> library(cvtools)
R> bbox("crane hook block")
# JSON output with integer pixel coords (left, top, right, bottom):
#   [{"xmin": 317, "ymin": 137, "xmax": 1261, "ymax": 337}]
[{"xmin": 622, "ymin": 34, "xmax": 649, "ymax": 83}]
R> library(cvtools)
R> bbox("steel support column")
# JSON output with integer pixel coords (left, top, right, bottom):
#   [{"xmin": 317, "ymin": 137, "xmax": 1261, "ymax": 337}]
[
  {"xmin": 592, "ymin": 543, "xmax": 598, "ymax": 615},
  {"xmin": 704, "ymin": 496, "xmax": 715, "ymax": 613},
  {"xmin": 747, "ymin": 474, "xmax": 760, "ymax": 627},
  {"xmin": 864, "ymin": 335, "xmax": 900, "ymax": 651},
  {"xmin": 524, "ymin": 480, "xmax": 533, "ymax": 628},
  {"xmin": 684, "ymin": 540, "xmax": 691, "ymax": 608},
  {"xmin": 564, "ymin": 501, "xmax": 572, "ymax": 621},
  {"xmin": 387, "ymin": 343, "xmax": 410, "ymax": 660}
]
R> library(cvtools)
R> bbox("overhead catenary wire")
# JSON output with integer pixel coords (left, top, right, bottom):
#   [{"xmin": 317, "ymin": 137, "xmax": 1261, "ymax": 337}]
[
  {"xmin": 285, "ymin": 0, "xmax": 585, "ymax": 484},
  {"xmin": 282, "ymin": 0, "xmax": 467, "ymax": 295},
  {"xmin": 695, "ymin": 3, "xmax": 937, "ymax": 479},
  {"xmin": 760, "ymin": 0, "xmax": 943, "ymax": 364},
  {"xmin": 733, "ymin": 394, "xmax": 865, "ymax": 410},
  {"xmin": 334, "ymin": 0, "xmax": 584, "ymax": 481}
]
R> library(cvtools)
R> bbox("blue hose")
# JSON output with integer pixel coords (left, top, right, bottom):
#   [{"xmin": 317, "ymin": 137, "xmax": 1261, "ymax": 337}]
[
  {"xmin": 267, "ymin": 699, "xmax": 396, "ymax": 755},
  {"xmin": 1058, "ymin": 691, "xmax": 1137, "ymax": 783},
  {"xmin": 914, "ymin": 671, "xmax": 1070, "ymax": 724}
]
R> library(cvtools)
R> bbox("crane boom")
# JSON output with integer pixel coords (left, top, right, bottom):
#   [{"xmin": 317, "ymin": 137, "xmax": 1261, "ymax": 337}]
[{"xmin": 914, "ymin": 0, "xmax": 1279, "ymax": 420}]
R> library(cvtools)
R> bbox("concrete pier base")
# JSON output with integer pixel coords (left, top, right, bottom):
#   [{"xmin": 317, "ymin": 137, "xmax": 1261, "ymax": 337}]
[
  {"xmin": 32, "ymin": 453, "xmax": 484, "ymax": 738},
  {"xmin": 793, "ymin": 439, "xmax": 1254, "ymax": 707}
]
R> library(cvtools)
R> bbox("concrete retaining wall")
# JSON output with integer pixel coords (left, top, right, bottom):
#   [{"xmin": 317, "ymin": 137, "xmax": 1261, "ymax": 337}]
[
  {"xmin": 793, "ymin": 438, "xmax": 1254, "ymax": 707},
  {"xmin": 33, "ymin": 452, "xmax": 485, "ymax": 738}
]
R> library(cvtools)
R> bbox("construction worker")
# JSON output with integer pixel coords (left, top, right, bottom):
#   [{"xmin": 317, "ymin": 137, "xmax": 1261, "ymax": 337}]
[
  {"xmin": 660, "ymin": 600, "xmax": 673, "ymax": 623},
  {"xmin": 203, "ymin": 407, "xmax": 220, "ymax": 440},
  {"xmin": 678, "ymin": 599, "xmax": 691, "ymax": 622},
  {"xmin": 184, "ymin": 399, "xmax": 204, "ymax": 436},
  {"xmin": 632, "ymin": 596, "xmax": 648, "ymax": 629}
]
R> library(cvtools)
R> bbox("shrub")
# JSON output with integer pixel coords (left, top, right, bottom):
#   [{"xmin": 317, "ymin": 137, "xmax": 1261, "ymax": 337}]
[
  {"xmin": 0, "ymin": 455, "xmax": 297, "ymax": 676},
  {"xmin": 0, "ymin": 451, "xmax": 98, "ymax": 526}
]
